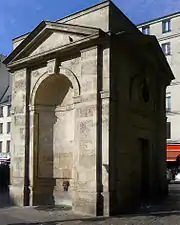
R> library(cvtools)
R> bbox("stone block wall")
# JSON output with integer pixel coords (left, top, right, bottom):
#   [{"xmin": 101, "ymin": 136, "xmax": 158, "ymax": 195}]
[
  {"xmin": 108, "ymin": 35, "xmax": 168, "ymax": 213},
  {"xmin": 72, "ymin": 47, "xmax": 99, "ymax": 215},
  {"xmin": 10, "ymin": 68, "xmax": 28, "ymax": 206}
]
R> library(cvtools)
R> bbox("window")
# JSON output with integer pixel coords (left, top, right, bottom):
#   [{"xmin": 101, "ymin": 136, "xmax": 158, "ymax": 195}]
[
  {"xmin": 166, "ymin": 93, "xmax": 171, "ymax": 112},
  {"xmin": 0, "ymin": 123, "xmax": 3, "ymax": 134},
  {"xmin": 7, "ymin": 105, "xmax": 11, "ymax": 117},
  {"xmin": 162, "ymin": 19, "xmax": 171, "ymax": 33},
  {"xmin": 7, "ymin": 122, "xmax": 11, "ymax": 134},
  {"xmin": 142, "ymin": 25, "xmax": 150, "ymax": 35},
  {"xmin": 0, "ymin": 106, "xmax": 3, "ymax": 117},
  {"xmin": 161, "ymin": 42, "xmax": 171, "ymax": 55},
  {"xmin": 166, "ymin": 122, "xmax": 171, "ymax": 139},
  {"xmin": 0, "ymin": 141, "xmax": 2, "ymax": 152},
  {"xmin": 6, "ymin": 141, "xmax": 10, "ymax": 153}
]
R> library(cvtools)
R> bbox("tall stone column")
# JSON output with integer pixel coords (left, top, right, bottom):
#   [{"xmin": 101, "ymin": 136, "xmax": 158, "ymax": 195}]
[
  {"xmin": 28, "ymin": 105, "xmax": 37, "ymax": 206},
  {"xmin": 10, "ymin": 68, "xmax": 30, "ymax": 206},
  {"xmin": 73, "ymin": 46, "xmax": 100, "ymax": 215},
  {"xmin": 101, "ymin": 47, "xmax": 110, "ymax": 216},
  {"xmin": 101, "ymin": 91, "xmax": 109, "ymax": 216}
]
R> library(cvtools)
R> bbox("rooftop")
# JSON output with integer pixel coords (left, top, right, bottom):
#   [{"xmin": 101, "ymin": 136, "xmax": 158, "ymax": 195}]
[{"xmin": 137, "ymin": 11, "xmax": 180, "ymax": 27}]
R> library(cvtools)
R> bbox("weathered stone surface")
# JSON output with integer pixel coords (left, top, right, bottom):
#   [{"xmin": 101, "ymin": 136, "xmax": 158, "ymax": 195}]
[
  {"xmin": 61, "ymin": 57, "xmax": 81, "ymax": 79},
  {"xmin": 14, "ymin": 79, "xmax": 26, "ymax": 89},
  {"xmin": 14, "ymin": 105, "xmax": 25, "ymax": 114},
  {"xmin": 14, "ymin": 115, "xmax": 26, "ymax": 126},
  {"xmin": 81, "ymin": 47, "xmax": 98, "ymax": 61},
  {"xmin": 77, "ymin": 105, "xmax": 95, "ymax": 117},
  {"xmin": 30, "ymin": 33, "xmax": 84, "ymax": 57},
  {"xmin": 30, "ymin": 67, "xmax": 47, "ymax": 94},
  {"xmin": 6, "ymin": 0, "xmax": 173, "ymax": 218},
  {"xmin": 81, "ymin": 76, "xmax": 97, "ymax": 93},
  {"xmin": 81, "ymin": 60, "xmax": 97, "ymax": 75}
]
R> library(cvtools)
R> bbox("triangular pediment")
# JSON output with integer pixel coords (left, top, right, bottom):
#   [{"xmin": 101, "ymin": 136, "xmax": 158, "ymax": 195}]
[
  {"xmin": 4, "ymin": 21, "xmax": 101, "ymax": 65},
  {"xmin": 29, "ymin": 31, "xmax": 85, "ymax": 57}
]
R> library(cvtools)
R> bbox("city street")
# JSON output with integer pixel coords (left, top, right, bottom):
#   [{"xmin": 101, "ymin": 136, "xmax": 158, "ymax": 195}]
[{"xmin": 1, "ymin": 184, "xmax": 180, "ymax": 224}]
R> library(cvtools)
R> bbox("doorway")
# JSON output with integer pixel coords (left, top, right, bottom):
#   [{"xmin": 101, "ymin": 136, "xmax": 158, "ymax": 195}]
[{"xmin": 138, "ymin": 138, "xmax": 150, "ymax": 202}]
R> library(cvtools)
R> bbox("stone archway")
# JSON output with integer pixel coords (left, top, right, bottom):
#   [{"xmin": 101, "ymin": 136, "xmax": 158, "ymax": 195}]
[
  {"xmin": 30, "ymin": 66, "xmax": 80, "ymax": 106},
  {"xmin": 30, "ymin": 71, "xmax": 78, "ymax": 206}
]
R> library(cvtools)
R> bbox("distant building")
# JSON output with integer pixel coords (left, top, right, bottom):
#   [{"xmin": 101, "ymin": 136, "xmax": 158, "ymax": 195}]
[
  {"xmin": 0, "ymin": 54, "xmax": 11, "ymax": 157},
  {"xmin": 138, "ymin": 12, "xmax": 180, "ymax": 163}
]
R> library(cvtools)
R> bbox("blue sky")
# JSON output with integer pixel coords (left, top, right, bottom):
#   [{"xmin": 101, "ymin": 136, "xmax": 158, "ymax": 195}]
[{"xmin": 0, "ymin": 0, "xmax": 180, "ymax": 55}]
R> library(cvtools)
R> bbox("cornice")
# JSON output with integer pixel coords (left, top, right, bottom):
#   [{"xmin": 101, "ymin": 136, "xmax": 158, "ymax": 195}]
[
  {"xmin": 7, "ymin": 32, "xmax": 104, "ymax": 70},
  {"xmin": 57, "ymin": 0, "xmax": 110, "ymax": 24},
  {"xmin": 137, "ymin": 12, "xmax": 180, "ymax": 27},
  {"xmin": 4, "ymin": 21, "xmax": 103, "ymax": 66},
  {"xmin": 157, "ymin": 32, "xmax": 180, "ymax": 42}
]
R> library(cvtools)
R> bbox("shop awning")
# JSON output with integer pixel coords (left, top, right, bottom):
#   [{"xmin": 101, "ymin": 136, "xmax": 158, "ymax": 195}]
[{"xmin": 167, "ymin": 144, "xmax": 180, "ymax": 161}]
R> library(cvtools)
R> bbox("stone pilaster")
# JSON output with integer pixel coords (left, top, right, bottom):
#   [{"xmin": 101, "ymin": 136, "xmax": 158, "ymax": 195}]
[
  {"xmin": 28, "ymin": 105, "xmax": 38, "ymax": 206},
  {"xmin": 101, "ymin": 47, "xmax": 110, "ymax": 216},
  {"xmin": 101, "ymin": 91, "xmax": 110, "ymax": 216},
  {"xmin": 10, "ymin": 68, "xmax": 29, "ymax": 206},
  {"xmin": 73, "ymin": 46, "xmax": 99, "ymax": 215}
]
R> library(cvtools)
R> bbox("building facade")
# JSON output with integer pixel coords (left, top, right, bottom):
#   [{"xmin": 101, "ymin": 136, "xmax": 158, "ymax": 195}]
[
  {"xmin": 0, "ymin": 104, "xmax": 11, "ymax": 152},
  {"xmin": 138, "ymin": 13, "xmax": 180, "ymax": 163},
  {"xmin": 4, "ymin": 1, "xmax": 173, "ymax": 216},
  {"xmin": 0, "ymin": 54, "xmax": 11, "ymax": 161}
]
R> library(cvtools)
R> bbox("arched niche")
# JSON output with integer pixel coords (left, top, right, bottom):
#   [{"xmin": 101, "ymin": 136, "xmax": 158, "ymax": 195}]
[
  {"xmin": 30, "ymin": 66, "xmax": 80, "ymax": 107},
  {"xmin": 29, "ymin": 65, "xmax": 80, "ymax": 207}
]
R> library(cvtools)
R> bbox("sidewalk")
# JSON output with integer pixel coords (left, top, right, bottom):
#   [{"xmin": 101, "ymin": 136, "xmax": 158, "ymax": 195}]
[
  {"xmin": 0, "ymin": 205, "xmax": 84, "ymax": 225},
  {"xmin": 3, "ymin": 206, "xmax": 180, "ymax": 225},
  {"xmin": 1, "ymin": 183, "xmax": 180, "ymax": 224}
]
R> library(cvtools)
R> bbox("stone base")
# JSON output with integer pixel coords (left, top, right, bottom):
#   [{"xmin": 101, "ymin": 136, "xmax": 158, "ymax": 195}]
[
  {"xmin": 72, "ymin": 191, "xmax": 97, "ymax": 216},
  {"xmin": 102, "ymin": 192, "xmax": 110, "ymax": 216},
  {"xmin": 53, "ymin": 189, "xmax": 72, "ymax": 206},
  {"xmin": 9, "ymin": 185, "xmax": 25, "ymax": 206},
  {"xmin": 31, "ymin": 178, "xmax": 56, "ymax": 206},
  {"xmin": 72, "ymin": 191, "xmax": 110, "ymax": 216},
  {"xmin": 32, "ymin": 187, "xmax": 55, "ymax": 206}
]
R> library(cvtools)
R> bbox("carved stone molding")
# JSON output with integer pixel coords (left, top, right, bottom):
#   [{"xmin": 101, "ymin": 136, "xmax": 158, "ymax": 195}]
[
  {"xmin": 59, "ymin": 66, "xmax": 80, "ymax": 98},
  {"xmin": 30, "ymin": 63, "xmax": 81, "ymax": 107},
  {"xmin": 29, "ymin": 104, "xmax": 55, "ymax": 112},
  {"xmin": 73, "ymin": 96, "xmax": 81, "ymax": 104},
  {"xmin": 55, "ymin": 104, "xmax": 75, "ymax": 112},
  {"xmin": 47, "ymin": 59, "xmax": 58, "ymax": 75}
]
